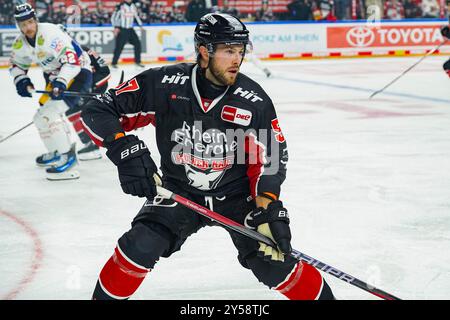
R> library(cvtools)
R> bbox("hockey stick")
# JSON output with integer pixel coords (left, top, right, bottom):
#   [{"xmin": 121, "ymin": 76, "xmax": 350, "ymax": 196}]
[
  {"xmin": 119, "ymin": 70, "xmax": 125, "ymax": 85},
  {"xmin": 248, "ymin": 53, "xmax": 272, "ymax": 78},
  {"xmin": 37, "ymin": 70, "xmax": 124, "ymax": 97},
  {"xmin": 0, "ymin": 122, "xmax": 34, "ymax": 144},
  {"xmin": 35, "ymin": 90, "xmax": 98, "ymax": 98},
  {"xmin": 370, "ymin": 40, "xmax": 448, "ymax": 99},
  {"xmin": 156, "ymin": 185, "xmax": 401, "ymax": 300}
]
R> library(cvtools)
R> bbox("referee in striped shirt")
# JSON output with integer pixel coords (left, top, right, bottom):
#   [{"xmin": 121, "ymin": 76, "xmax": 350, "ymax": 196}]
[{"xmin": 111, "ymin": 0, "xmax": 145, "ymax": 68}]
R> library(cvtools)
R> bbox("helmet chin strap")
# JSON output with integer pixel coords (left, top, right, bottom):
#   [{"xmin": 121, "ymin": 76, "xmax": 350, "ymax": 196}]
[{"xmin": 205, "ymin": 43, "xmax": 215, "ymax": 70}]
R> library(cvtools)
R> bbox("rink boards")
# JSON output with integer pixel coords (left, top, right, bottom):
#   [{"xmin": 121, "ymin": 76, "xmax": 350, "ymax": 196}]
[{"xmin": 0, "ymin": 19, "xmax": 449, "ymax": 66}]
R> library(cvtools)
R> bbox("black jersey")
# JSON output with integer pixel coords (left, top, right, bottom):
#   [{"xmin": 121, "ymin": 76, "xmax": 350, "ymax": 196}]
[
  {"xmin": 81, "ymin": 46, "xmax": 111, "ymax": 90},
  {"xmin": 81, "ymin": 63, "xmax": 288, "ymax": 198}
]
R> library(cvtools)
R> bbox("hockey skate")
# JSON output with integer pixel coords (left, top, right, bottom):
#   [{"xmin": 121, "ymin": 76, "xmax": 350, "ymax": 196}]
[
  {"xmin": 36, "ymin": 151, "xmax": 61, "ymax": 167},
  {"xmin": 77, "ymin": 141, "xmax": 102, "ymax": 161},
  {"xmin": 46, "ymin": 144, "xmax": 80, "ymax": 181}
]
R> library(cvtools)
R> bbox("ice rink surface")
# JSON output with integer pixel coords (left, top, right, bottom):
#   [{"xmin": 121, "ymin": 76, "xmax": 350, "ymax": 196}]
[{"xmin": 0, "ymin": 56, "xmax": 449, "ymax": 300}]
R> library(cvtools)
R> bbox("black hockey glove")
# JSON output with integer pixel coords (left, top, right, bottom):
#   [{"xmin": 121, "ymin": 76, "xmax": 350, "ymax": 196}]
[
  {"xmin": 245, "ymin": 200, "xmax": 292, "ymax": 263},
  {"xmin": 441, "ymin": 26, "xmax": 450, "ymax": 40},
  {"xmin": 105, "ymin": 135, "xmax": 161, "ymax": 198},
  {"xmin": 15, "ymin": 76, "xmax": 34, "ymax": 98}
]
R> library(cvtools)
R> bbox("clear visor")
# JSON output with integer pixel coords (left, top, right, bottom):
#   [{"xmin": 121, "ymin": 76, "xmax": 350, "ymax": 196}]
[{"xmin": 209, "ymin": 41, "xmax": 253, "ymax": 60}]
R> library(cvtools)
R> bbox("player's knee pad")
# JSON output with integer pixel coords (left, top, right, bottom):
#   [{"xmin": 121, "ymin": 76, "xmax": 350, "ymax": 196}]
[
  {"xmin": 33, "ymin": 100, "xmax": 72, "ymax": 154},
  {"xmin": 117, "ymin": 222, "xmax": 172, "ymax": 269},
  {"xmin": 244, "ymin": 253, "xmax": 298, "ymax": 288},
  {"xmin": 95, "ymin": 222, "xmax": 172, "ymax": 300}
]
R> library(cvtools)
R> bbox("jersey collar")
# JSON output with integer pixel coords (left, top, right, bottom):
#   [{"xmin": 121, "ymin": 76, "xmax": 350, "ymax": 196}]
[{"xmin": 191, "ymin": 64, "xmax": 229, "ymax": 114}]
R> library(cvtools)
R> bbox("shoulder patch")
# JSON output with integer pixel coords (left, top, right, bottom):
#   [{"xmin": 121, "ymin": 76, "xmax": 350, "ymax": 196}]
[
  {"xmin": 37, "ymin": 35, "xmax": 45, "ymax": 46},
  {"xmin": 50, "ymin": 38, "xmax": 64, "ymax": 52},
  {"xmin": 13, "ymin": 38, "xmax": 23, "ymax": 50},
  {"xmin": 271, "ymin": 118, "xmax": 285, "ymax": 143}
]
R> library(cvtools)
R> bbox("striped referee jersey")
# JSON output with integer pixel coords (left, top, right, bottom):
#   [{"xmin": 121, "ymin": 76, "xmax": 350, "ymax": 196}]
[{"xmin": 111, "ymin": 2, "xmax": 143, "ymax": 29}]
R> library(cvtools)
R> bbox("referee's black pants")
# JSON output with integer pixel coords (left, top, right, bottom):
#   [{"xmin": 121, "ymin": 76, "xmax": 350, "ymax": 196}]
[{"xmin": 112, "ymin": 28, "xmax": 141, "ymax": 65}]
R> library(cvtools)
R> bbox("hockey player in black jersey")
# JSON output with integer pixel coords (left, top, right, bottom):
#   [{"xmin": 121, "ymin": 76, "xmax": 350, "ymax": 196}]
[
  {"xmin": 441, "ymin": 24, "xmax": 450, "ymax": 77},
  {"xmin": 82, "ymin": 45, "xmax": 111, "ymax": 94},
  {"xmin": 72, "ymin": 45, "xmax": 111, "ymax": 160},
  {"xmin": 82, "ymin": 13, "xmax": 335, "ymax": 300},
  {"xmin": 442, "ymin": 2, "xmax": 450, "ymax": 76}
]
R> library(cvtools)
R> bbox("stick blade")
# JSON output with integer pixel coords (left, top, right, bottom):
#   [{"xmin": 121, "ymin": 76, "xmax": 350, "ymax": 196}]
[
  {"xmin": 119, "ymin": 70, "xmax": 125, "ymax": 85},
  {"xmin": 369, "ymin": 91, "xmax": 379, "ymax": 99}
]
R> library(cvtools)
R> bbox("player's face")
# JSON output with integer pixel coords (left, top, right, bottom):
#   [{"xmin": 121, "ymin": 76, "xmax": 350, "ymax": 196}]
[
  {"xmin": 207, "ymin": 44, "xmax": 245, "ymax": 86},
  {"xmin": 18, "ymin": 18, "xmax": 37, "ymax": 39}
]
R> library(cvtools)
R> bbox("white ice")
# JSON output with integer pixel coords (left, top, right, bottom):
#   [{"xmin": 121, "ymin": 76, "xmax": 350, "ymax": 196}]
[{"xmin": 0, "ymin": 56, "xmax": 449, "ymax": 300}]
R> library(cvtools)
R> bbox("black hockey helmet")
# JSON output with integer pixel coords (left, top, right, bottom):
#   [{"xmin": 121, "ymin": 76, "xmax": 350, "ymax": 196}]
[
  {"xmin": 194, "ymin": 13, "xmax": 250, "ymax": 57},
  {"xmin": 14, "ymin": 3, "xmax": 36, "ymax": 22}
]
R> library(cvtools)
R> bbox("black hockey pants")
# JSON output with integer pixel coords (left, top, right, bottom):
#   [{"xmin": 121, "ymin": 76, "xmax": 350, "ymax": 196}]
[{"xmin": 116, "ymin": 180, "xmax": 299, "ymax": 289}]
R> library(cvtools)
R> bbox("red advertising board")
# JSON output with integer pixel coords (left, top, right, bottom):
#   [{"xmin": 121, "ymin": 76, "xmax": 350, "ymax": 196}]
[{"xmin": 327, "ymin": 24, "xmax": 446, "ymax": 49}]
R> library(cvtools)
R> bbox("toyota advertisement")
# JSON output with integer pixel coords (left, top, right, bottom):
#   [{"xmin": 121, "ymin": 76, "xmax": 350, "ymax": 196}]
[{"xmin": 327, "ymin": 22, "xmax": 447, "ymax": 50}]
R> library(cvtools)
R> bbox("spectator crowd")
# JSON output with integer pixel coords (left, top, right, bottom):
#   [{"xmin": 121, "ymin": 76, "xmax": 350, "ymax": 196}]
[{"xmin": 0, "ymin": 0, "xmax": 448, "ymax": 26}]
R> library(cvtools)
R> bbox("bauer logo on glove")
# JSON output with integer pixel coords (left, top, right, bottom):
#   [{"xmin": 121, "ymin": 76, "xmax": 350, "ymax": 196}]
[
  {"xmin": 120, "ymin": 142, "xmax": 148, "ymax": 160},
  {"xmin": 105, "ymin": 134, "xmax": 161, "ymax": 198}
]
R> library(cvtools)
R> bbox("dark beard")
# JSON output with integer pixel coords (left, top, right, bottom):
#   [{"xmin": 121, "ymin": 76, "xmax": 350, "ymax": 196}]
[{"xmin": 209, "ymin": 60, "xmax": 237, "ymax": 86}]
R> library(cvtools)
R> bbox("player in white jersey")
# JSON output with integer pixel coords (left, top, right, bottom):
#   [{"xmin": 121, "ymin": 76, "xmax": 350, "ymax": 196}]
[{"xmin": 9, "ymin": 3, "xmax": 94, "ymax": 180}]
